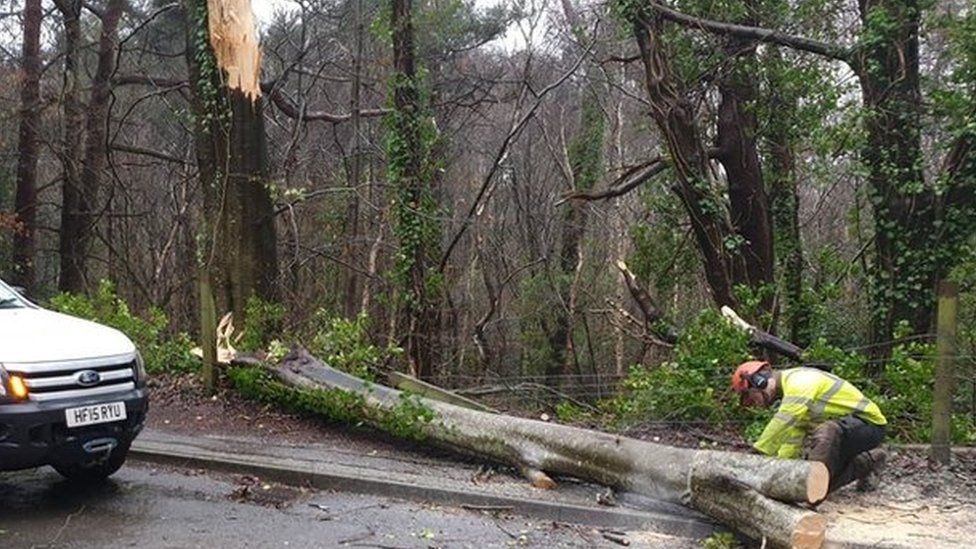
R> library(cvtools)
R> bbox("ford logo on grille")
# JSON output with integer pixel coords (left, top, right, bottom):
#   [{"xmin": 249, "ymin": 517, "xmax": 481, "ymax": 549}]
[{"xmin": 76, "ymin": 370, "xmax": 101, "ymax": 387}]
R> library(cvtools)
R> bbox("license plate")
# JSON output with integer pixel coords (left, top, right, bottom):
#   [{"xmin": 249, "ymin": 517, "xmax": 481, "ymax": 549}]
[{"xmin": 65, "ymin": 402, "xmax": 127, "ymax": 428}]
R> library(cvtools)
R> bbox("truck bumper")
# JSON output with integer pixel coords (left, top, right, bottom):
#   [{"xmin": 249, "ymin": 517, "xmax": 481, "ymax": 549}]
[{"xmin": 0, "ymin": 389, "xmax": 147, "ymax": 471}]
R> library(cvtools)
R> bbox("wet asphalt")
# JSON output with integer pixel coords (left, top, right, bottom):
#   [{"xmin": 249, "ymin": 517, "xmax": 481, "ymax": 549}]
[{"xmin": 0, "ymin": 462, "xmax": 682, "ymax": 548}]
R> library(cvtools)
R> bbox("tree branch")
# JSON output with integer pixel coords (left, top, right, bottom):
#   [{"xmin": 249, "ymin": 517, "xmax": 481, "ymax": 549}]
[
  {"xmin": 260, "ymin": 81, "xmax": 388, "ymax": 122},
  {"xmin": 112, "ymin": 74, "xmax": 186, "ymax": 88},
  {"xmin": 438, "ymin": 41, "xmax": 593, "ymax": 273},
  {"xmin": 556, "ymin": 157, "xmax": 667, "ymax": 204},
  {"xmin": 644, "ymin": 1, "xmax": 851, "ymax": 65},
  {"xmin": 110, "ymin": 144, "xmax": 187, "ymax": 165}
]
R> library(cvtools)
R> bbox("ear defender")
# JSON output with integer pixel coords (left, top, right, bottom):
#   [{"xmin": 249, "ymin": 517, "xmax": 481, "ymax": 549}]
[{"xmin": 749, "ymin": 371, "xmax": 770, "ymax": 390}]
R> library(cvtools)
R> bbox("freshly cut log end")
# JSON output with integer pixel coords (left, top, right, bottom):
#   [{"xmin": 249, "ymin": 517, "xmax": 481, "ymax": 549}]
[
  {"xmin": 806, "ymin": 462, "xmax": 829, "ymax": 504},
  {"xmin": 523, "ymin": 467, "xmax": 557, "ymax": 489},
  {"xmin": 695, "ymin": 452, "xmax": 828, "ymax": 504},
  {"xmin": 792, "ymin": 513, "xmax": 827, "ymax": 549},
  {"xmin": 689, "ymin": 467, "xmax": 827, "ymax": 549}
]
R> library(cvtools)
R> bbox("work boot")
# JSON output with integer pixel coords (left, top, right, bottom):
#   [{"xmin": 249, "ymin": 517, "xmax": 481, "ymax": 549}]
[{"xmin": 854, "ymin": 448, "xmax": 887, "ymax": 492}]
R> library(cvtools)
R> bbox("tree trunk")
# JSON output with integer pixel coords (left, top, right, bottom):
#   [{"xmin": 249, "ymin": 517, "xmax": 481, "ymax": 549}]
[
  {"xmin": 389, "ymin": 0, "xmax": 440, "ymax": 379},
  {"xmin": 341, "ymin": 0, "xmax": 365, "ymax": 318},
  {"xmin": 764, "ymin": 50, "xmax": 810, "ymax": 346},
  {"xmin": 268, "ymin": 348, "xmax": 829, "ymax": 547},
  {"xmin": 11, "ymin": 0, "xmax": 42, "ymax": 292},
  {"xmin": 184, "ymin": 0, "xmax": 279, "ymax": 323},
  {"xmin": 689, "ymin": 466, "xmax": 826, "ymax": 549},
  {"xmin": 631, "ymin": 17, "xmax": 738, "ymax": 310},
  {"xmin": 77, "ymin": 0, "xmax": 125, "ymax": 284},
  {"xmin": 714, "ymin": 31, "xmax": 775, "ymax": 316},
  {"xmin": 56, "ymin": 0, "xmax": 86, "ymax": 293},
  {"xmin": 546, "ymin": 0, "xmax": 605, "ymax": 390},
  {"xmin": 857, "ymin": 0, "xmax": 930, "ymax": 355}
]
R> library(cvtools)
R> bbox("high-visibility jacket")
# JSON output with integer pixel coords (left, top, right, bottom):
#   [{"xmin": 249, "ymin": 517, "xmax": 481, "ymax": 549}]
[{"xmin": 753, "ymin": 367, "xmax": 887, "ymax": 459}]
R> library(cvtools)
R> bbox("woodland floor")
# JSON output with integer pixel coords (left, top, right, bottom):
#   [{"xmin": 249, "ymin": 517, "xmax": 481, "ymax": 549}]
[{"xmin": 147, "ymin": 372, "xmax": 976, "ymax": 548}]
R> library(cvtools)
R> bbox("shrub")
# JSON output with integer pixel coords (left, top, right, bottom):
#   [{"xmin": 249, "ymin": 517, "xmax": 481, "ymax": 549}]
[
  {"xmin": 49, "ymin": 280, "xmax": 197, "ymax": 374},
  {"xmin": 238, "ymin": 296, "xmax": 285, "ymax": 353},
  {"xmin": 805, "ymin": 331, "xmax": 976, "ymax": 443},
  {"xmin": 603, "ymin": 309, "xmax": 757, "ymax": 425},
  {"xmin": 307, "ymin": 311, "xmax": 401, "ymax": 381}
]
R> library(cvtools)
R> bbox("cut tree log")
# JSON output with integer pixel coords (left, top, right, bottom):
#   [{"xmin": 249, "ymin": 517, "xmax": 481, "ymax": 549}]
[
  {"xmin": 689, "ymin": 466, "xmax": 827, "ymax": 549},
  {"xmin": 268, "ymin": 348, "xmax": 828, "ymax": 547}
]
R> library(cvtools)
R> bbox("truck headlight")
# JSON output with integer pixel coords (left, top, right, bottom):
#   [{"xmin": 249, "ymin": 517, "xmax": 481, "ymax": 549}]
[
  {"xmin": 133, "ymin": 351, "xmax": 148, "ymax": 388},
  {"xmin": 0, "ymin": 365, "xmax": 28, "ymax": 403}
]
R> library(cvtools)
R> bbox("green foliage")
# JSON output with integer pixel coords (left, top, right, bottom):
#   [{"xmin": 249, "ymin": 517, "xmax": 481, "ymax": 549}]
[
  {"xmin": 187, "ymin": 0, "xmax": 229, "ymax": 136},
  {"xmin": 227, "ymin": 365, "xmax": 434, "ymax": 442},
  {"xmin": 238, "ymin": 296, "xmax": 285, "ymax": 352},
  {"xmin": 567, "ymin": 93, "xmax": 604, "ymax": 194},
  {"xmin": 384, "ymin": 392, "xmax": 436, "ymax": 441},
  {"xmin": 227, "ymin": 365, "xmax": 368, "ymax": 425},
  {"xmin": 555, "ymin": 400, "xmax": 588, "ymax": 423},
  {"xmin": 308, "ymin": 311, "xmax": 402, "ymax": 382},
  {"xmin": 629, "ymin": 188, "xmax": 697, "ymax": 307},
  {"xmin": 701, "ymin": 532, "xmax": 741, "ymax": 549},
  {"xmin": 603, "ymin": 309, "xmax": 753, "ymax": 424},
  {"xmin": 732, "ymin": 283, "xmax": 776, "ymax": 329},
  {"xmin": 385, "ymin": 65, "xmax": 443, "ymax": 325},
  {"xmin": 49, "ymin": 280, "xmax": 197, "ymax": 374},
  {"xmin": 805, "ymin": 330, "xmax": 976, "ymax": 444}
]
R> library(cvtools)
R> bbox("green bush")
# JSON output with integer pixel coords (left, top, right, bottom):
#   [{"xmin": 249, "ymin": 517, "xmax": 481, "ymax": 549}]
[
  {"xmin": 307, "ymin": 311, "xmax": 401, "ymax": 381},
  {"xmin": 49, "ymin": 280, "xmax": 197, "ymax": 374},
  {"xmin": 238, "ymin": 296, "xmax": 285, "ymax": 352},
  {"xmin": 603, "ymin": 309, "xmax": 756, "ymax": 425}
]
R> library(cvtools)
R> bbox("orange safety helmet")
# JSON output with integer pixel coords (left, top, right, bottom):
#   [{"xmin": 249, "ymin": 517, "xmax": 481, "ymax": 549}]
[{"xmin": 731, "ymin": 360, "xmax": 769, "ymax": 393}]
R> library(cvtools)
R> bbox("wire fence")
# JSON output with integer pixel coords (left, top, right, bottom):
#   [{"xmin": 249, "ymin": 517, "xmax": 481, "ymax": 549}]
[{"xmin": 429, "ymin": 336, "xmax": 976, "ymax": 446}]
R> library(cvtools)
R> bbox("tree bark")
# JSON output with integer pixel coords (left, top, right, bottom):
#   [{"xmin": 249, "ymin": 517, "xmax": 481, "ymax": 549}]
[
  {"xmin": 11, "ymin": 0, "xmax": 42, "ymax": 292},
  {"xmin": 857, "ymin": 0, "xmax": 930, "ymax": 354},
  {"xmin": 56, "ymin": 0, "xmax": 86, "ymax": 293},
  {"xmin": 689, "ymin": 466, "xmax": 827, "ymax": 549},
  {"xmin": 389, "ymin": 0, "xmax": 440, "ymax": 379},
  {"xmin": 631, "ymin": 16, "xmax": 740, "ymax": 310},
  {"xmin": 341, "ymin": 0, "xmax": 366, "ymax": 318},
  {"xmin": 269, "ymin": 348, "xmax": 829, "ymax": 546},
  {"xmin": 547, "ymin": 0, "xmax": 604, "ymax": 390},
  {"xmin": 184, "ymin": 0, "xmax": 279, "ymax": 323},
  {"xmin": 714, "ymin": 24, "xmax": 775, "ymax": 316}
]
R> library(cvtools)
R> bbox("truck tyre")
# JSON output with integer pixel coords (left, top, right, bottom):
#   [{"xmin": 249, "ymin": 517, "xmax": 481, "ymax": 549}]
[{"xmin": 53, "ymin": 444, "xmax": 130, "ymax": 483}]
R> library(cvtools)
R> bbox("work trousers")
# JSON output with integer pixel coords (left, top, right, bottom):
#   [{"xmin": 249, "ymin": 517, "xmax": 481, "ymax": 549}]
[{"xmin": 802, "ymin": 415, "xmax": 885, "ymax": 494}]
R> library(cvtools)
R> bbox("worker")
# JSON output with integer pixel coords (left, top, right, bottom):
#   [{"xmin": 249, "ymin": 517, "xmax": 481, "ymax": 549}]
[{"xmin": 731, "ymin": 360, "xmax": 888, "ymax": 497}]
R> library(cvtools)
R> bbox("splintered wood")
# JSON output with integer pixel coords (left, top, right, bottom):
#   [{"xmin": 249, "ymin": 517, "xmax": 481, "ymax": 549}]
[{"xmin": 206, "ymin": 0, "xmax": 262, "ymax": 100}]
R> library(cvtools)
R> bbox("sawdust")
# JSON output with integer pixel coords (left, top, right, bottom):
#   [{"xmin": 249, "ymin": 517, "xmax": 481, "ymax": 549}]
[{"xmin": 821, "ymin": 448, "xmax": 975, "ymax": 548}]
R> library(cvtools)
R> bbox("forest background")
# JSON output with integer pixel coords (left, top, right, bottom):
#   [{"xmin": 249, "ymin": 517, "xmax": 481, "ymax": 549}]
[{"xmin": 0, "ymin": 0, "xmax": 974, "ymax": 443}]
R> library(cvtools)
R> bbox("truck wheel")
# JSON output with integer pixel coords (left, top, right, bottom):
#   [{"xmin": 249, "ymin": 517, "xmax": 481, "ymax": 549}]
[{"xmin": 53, "ymin": 444, "xmax": 130, "ymax": 483}]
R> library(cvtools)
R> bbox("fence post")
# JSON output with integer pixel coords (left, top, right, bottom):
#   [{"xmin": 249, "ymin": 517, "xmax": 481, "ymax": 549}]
[
  {"xmin": 199, "ymin": 268, "xmax": 217, "ymax": 394},
  {"xmin": 931, "ymin": 281, "xmax": 958, "ymax": 466}
]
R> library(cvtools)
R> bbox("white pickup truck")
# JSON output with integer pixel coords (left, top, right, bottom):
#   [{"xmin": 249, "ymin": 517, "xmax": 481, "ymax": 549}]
[{"xmin": 0, "ymin": 278, "xmax": 148, "ymax": 481}]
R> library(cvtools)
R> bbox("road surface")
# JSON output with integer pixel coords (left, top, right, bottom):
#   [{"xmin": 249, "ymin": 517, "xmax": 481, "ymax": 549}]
[{"xmin": 0, "ymin": 463, "xmax": 689, "ymax": 548}]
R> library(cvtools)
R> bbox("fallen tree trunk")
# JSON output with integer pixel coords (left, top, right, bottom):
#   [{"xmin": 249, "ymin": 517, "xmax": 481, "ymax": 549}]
[{"xmin": 265, "ymin": 348, "xmax": 828, "ymax": 547}]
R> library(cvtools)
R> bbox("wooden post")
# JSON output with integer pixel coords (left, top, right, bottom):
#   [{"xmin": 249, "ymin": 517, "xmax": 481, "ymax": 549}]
[
  {"xmin": 931, "ymin": 281, "xmax": 958, "ymax": 466},
  {"xmin": 199, "ymin": 268, "xmax": 217, "ymax": 393}
]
